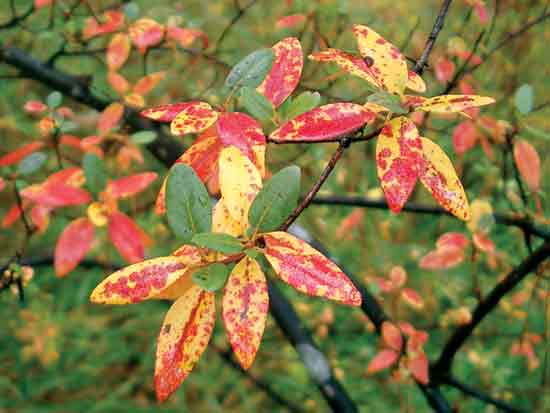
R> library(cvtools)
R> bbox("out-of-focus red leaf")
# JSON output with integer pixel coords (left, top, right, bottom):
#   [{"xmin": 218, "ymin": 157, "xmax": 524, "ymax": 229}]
[
  {"xmin": 407, "ymin": 352, "xmax": 429, "ymax": 384},
  {"xmin": 389, "ymin": 265, "xmax": 407, "ymax": 289},
  {"xmin": 257, "ymin": 37, "xmax": 303, "ymax": 108},
  {"xmin": 107, "ymin": 33, "xmax": 131, "ymax": 71},
  {"xmin": 107, "ymin": 71, "xmax": 130, "ymax": 96},
  {"xmin": 472, "ymin": 232, "xmax": 495, "ymax": 253},
  {"xmin": 382, "ymin": 322, "xmax": 403, "ymax": 352},
  {"xmin": 129, "ymin": 18, "xmax": 165, "ymax": 54},
  {"xmin": 30, "ymin": 204, "xmax": 50, "ymax": 233},
  {"xmin": 54, "ymin": 218, "xmax": 95, "ymax": 277},
  {"xmin": 270, "ymin": 103, "xmax": 375, "ymax": 142},
  {"xmin": 97, "ymin": 102, "xmax": 124, "ymax": 135},
  {"xmin": 419, "ymin": 245, "xmax": 465, "ymax": 270},
  {"xmin": 2, "ymin": 202, "xmax": 27, "ymax": 228},
  {"xmin": 21, "ymin": 183, "xmax": 91, "ymax": 208},
  {"xmin": 59, "ymin": 134, "xmax": 83, "ymax": 150},
  {"xmin": 452, "ymin": 121, "xmax": 478, "ymax": 155},
  {"xmin": 82, "ymin": 10, "xmax": 125, "ymax": 40},
  {"xmin": 166, "ymin": 26, "xmax": 209, "ymax": 49},
  {"xmin": 0, "ymin": 177, "xmax": 5, "ymax": 193},
  {"xmin": 513, "ymin": 140, "xmax": 541, "ymax": 193},
  {"xmin": 263, "ymin": 231, "xmax": 362, "ymax": 306},
  {"xmin": 335, "ymin": 209, "xmax": 364, "ymax": 239},
  {"xmin": 435, "ymin": 58, "xmax": 455, "ymax": 84},
  {"xmin": 105, "ymin": 172, "xmax": 157, "ymax": 199},
  {"xmin": 275, "ymin": 14, "xmax": 307, "ymax": 30},
  {"xmin": 56, "ymin": 106, "xmax": 74, "ymax": 118},
  {"xmin": 108, "ymin": 211, "xmax": 146, "ymax": 263},
  {"xmin": 35, "ymin": 0, "xmax": 53, "ymax": 8},
  {"xmin": 436, "ymin": 232, "xmax": 469, "ymax": 250},
  {"xmin": 367, "ymin": 349, "xmax": 399, "ymax": 373},
  {"xmin": 401, "ymin": 288, "xmax": 424, "ymax": 309},
  {"xmin": 0, "ymin": 142, "xmax": 45, "ymax": 166},
  {"xmin": 133, "ymin": 71, "xmax": 166, "ymax": 96},
  {"xmin": 24, "ymin": 100, "xmax": 47, "ymax": 114}
]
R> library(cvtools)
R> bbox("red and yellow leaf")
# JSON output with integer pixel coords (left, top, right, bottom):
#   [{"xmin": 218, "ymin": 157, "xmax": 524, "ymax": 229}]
[
  {"xmin": 419, "ymin": 137, "xmax": 470, "ymax": 220},
  {"xmin": 166, "ymin": 26, "xmax": 209, "ymax": 49},
  {"xmin": 133, "ymin": 71, "xmax": 166, "ymax": 96},
  {"xmin": 218, "ymin": 146, "xmax": 262, "ymax": 225},
  {"xmin": 97, "ymin": 102, "xmax": 124, "ymax": 135},
  {"xmin": 0, "ymin": 142, "xmax": 45, "ymax": 166},
  {"xmin": 401, "ymin": 288, "xmax": 424, "ymax": 309},
  {"xmin": 128, "ymin": 18, "xmax": 165, "ymax": 54},
  {"xmin": 223, "ymin": 257, "xmax": 269, "ymax": 369},
  {"xmin": 155, "ymin": 286, "xmax": 215, "ymax": 402},
  {"xmin": 106, "ymin": 33, "xmax": 131, "ymax": 71},
  {"xmin": 108, "ymin": 211, "xmax": 147, "ymax": 264},
  {"xmin": 2, "ymin": 202, "xmax": 28, "ymax": 228},
  {"xmin": 309, "ymin": 49, "xmax": 381, "ymax": 86},
  {"xmin": 367, "ymin": 349, "xmax": 400, "ymax": 373},
  {"xmin": 472, "ymin": 232, "xmax": 495, "ymax": 254},
  {"xmin": 141, "ymin": 102, "xmax": 203, "ymax": 122},
  {"xmin": 90, "ymin": 255, "xmax": 190, "ymax": 304},
  {"xmin": 376, "ymin": 117, "xmax": 424, "ymax": 213},
  {"xmin": 513, "ymin": 140, "xmax": 540, "ymax": 193},
  {"xmin": 170, "ymin": 102, "xmax": 218, "ymax": 136},
  {"xmin": 212, "ymin": 198, "xmax": 245, "ymax": 237},
  {"xmin": 263, "ymin": 231, "xmax": 361, "ymax": 306},
  {"xmin": 54, "ymin": 218, "xmax": 95, "ymax": 277},
  {"xmin": 382, "ymin": 321, "xmax": 403, "ymax": 352},
  {"xmin": 414, "ymin": 94, "xmax": 495, "ymax": 113},
  {"xmin": 82, "ymin": 10, "xmax": 125, "ymax": 40},
  {"xmin": 406, "ymin": 71, "xmax": 426, "ymax": 93},
  {"xmin": 21, "ymin": 184, "xmax": 91, "ymax": 208},
  {"xmin": 257, "ymin": 37, "xmax": 303, "ymax": 108},
  {"xmin": 30, "ymin": 204, "xmax": 50, "ymax": 233},
  {"xmin": 270, "ymin": 103, "xmax": 375, "ymax": 142},
  {"xmin": 105, "ymin": 172, "xmax": 158, "ymax": 199},
  {"xmin": 352, "ymin": 24, "xmax": 408, "ymax": 94}
]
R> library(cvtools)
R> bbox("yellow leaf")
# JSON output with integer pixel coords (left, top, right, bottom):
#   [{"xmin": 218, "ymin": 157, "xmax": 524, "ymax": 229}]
[
  {"xmin": 212, "ymin": 198, "xmax": 246, "ymax": 237},
  {"xmin": 416, "ymin": 94, "xmax": 495, "ymax": 113},
  {"xmin": 406, "ymin": 70, "xmax": 426, "ymax": 93}
]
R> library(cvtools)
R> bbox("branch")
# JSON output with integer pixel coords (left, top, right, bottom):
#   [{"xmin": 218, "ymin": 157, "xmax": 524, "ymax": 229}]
[
  {"xmin": 433, "ymin": 241, "xmax": 549, "ymax": 374},
  {"xmin": 413, "ymin": 0, "xmax": 454, "ymax": 75}
]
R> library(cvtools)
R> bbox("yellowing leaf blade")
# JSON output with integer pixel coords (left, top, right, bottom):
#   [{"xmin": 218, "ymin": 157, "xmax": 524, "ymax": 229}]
[
  {"xmin": 416, "ymin": 94, "xmax": 495, "ymax": 113},
  {"xmin": 170, "ymin": 102, "xmax": 218, "ymax": 136}
]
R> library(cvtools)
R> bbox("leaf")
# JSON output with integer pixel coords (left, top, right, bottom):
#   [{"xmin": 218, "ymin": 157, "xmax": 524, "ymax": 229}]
[
  {"xmin": 419, "ymin": 246, "xmax": 465, "ymax": 270},
  {"xmin": 367, "ymin": 349, "xmax": 400, "ymax": 373},
  {"xmin": 108, "ymin": 211, "xmax": 147, "ymax": 263},
  {"xmin": 90, "ymin": 255, "xmax": 190, "ymax": 304},
  {"xmin": 192, "ymin": 263, "xmax": 231, "ymax": 292},
  {"xmin": 263, "ymin": 231, "xmax": 361, "ymax": 306},
  {"xmin": 248, "ymin": 165, "xmax": 301, "ymax": 234},
  {"xmin": 82, "ymin": 10, "xmax": 125, "ymax": 40},
  {"xmin": 407, "ymin": 352, "xmax": 429, "ymax": 384},
  {"xmin": 382, "ymin": 322, "xmax": 403, "ymax": 352},
  {"xmin": 352, "ymin": 24, "xmax": 408, "ymax": 94},
  {"xmin": 167, "ymin": 27, "xmax": 209, "ymax": 49},
  {"xmin": 222, "ymin": 257, "xmax": 268, "ymax": 369},
  {"xmin": 281, "ymin": 91, "xmax": 321, "ymax": 121},
  {"xmin": 239, "ymin": 87, "xmax": 274, "ymax": 121},
  {"xmin": 83, "ymin": 152, "xmax": 107, "ymax": 196},
  {"xmin": 131, "ymin": 130, "xmax": 157, "ymax": 144},
  {"xmin": 141, "ymin": 101, "xmax": 203, "ymax": 122},
  {"xmin": 128, "ymin": 18, "xmax": 164, "ymax": 54},
  {"xmin": 107, "ymin": 71, "xmax": 130, "ymax": 95},
  {"xmin": 166, "ymin": 164, "xmax": 212, "ymax": 242},
  {"xmin": 401, "ymin": 288, "xmax": 424, "ymax": 309},
  {"xmin": 452, "ymin": 121, "xmax": 478, "ymax": 155},
  {"xmin": 17, "ymin": 152, "xmax": 47, "ymax": 175},
  {"xmin": 21, "ymin": 183, "xmax": 91, "ymax": 208},
  {"xmin": 0, "ymin": 142, "xmax": 45, "ymax": 166},
  {"xmin": 170, "ymin": 102, "xmax": 218, "ymax": 136},
  {"xmin": 107, "ymin": 33, "xmax": 131, "ymax": 71},
  {"xmin": 225, "ymin": 48, "xmax": 275, "ymax": 92},
  {"xmin": 212, "ymin": 198, "xmax": 245, "ymax": 237},
  {"xmin": 218, "ymin": 146, "xmax": 262, "ymax": 227},
  {"xmin": 24, "ymin": 100, "xmax": 47, "ymax": 114},
  {"xmin": 106, "ymin": 172, "xmax": 157, "ymax": 199},
  {"xmin": 406, "ymin": 71, "xmax": 426, "ymax": 93},
  {"xmin": 191, "ymin": 232, "xmax": 243, "ymax": 254},
  {"xmin": 515, "ymin": 84, "xmax": 533, "ymax": 115},
  {"xmin": 133, "ymin": 71, "xmax": 166, "ymax": 96},
  {"xmin": 177, "ymin": 126, "xmax": 224, "ymax": 182},
  {"xmin": 46, "ymin": 91, "xmax": 63, "ymax": 108},
  {"xmin": 414, "ymin": 94, "xmax": 495, "ymax": 113},
  {"xmin": 435, "ymin": 58, "xmax": 455, "ymax": 84},
  {"xmin": 419, "ymin": 137, "xmax": 470, "ymax": 220},
  {"xmin": 513, "ymin": 139, "xmax": 540, "ymax": 192},
  {"xmin": 256, "ymin": 37, "xmax": 303, "ymax": 108},
  {"xmin": 54, "ymin": 218, "xmax": 95, "ymax": 277},
  {"xmin": 467, "ymin": 199, "xmax": 494, "ymax": 234},
  {"xmin": 375, "ymin": 117, "xmax": 424, "ymax": 213},
  {"xmin": 155, "ymin": 286, "xmax": 215, "ymax": 402},
  {"xmin": 270, "ymin": 103, "xmax": 375, "ymax": 142},
  {"xmin": 367, "ymin": 91, "xmax": 407, "ymax": 114},
  {"xmin": 275, "ymin": 14, "xmax": 307, "ymax": 30},
  {"xmin": 97, "ymin": 102, "xmax": 124, "ymax": 134}
]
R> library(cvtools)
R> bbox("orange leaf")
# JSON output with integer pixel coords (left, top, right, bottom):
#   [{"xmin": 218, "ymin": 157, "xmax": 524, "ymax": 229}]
[
  {"xmin": 155, "ymin": 286, "xmax": 215, "ymax": 402},
  {"xmin": 389, "ymin": 265, "xmax": 407, "ymax": 289},
  {"xmin": 133, "ymin": 71, "xmax": 166, "ymax": 96},
  {"xmin": 223, "ymin": 257, "xmax": 269, "ymax": 369},
  {"xmin": 0, "ymin": 142, "xmax": 45, "ymax": 166},
  {"xmin": 270, "ymin": 103, "xmax": 374, "ymax": 142},
  {"xmin": 257, "ymin": 37, "xmax": 303, "ymax": 108},
  {"xmin": 107, "ymin": 33, "xmax": 131, "ymax": 71},
  {"xmin": 407, "ymin": 352, "xmax": 429, "ymax": 384},
  {"xmin": 419, "ymin": 137, "xmax": 470, "ymax": 220},
  {"xmin": 472, "ymin": 232, "xmax": 495, "ymax": 254},
  {"xmin": 170, "ymin": 102, "xmax": 218, "ymax": 136},
  {"xmin": 513, "ymin": 140, "xmax": 540, "ymax": 193},
  {"xmin": 54, "ymin": 218, "xmax": 95, "ymax": 277},
  {"xmin": 376, "ymin": 117, "xmax": 424, "ymax": 213},
  {"xmin": 382, "ymin": 321, "xmax": 403, "ymax": 352},
  {"xmin": 129, "ymin": 18, "xmax": 165, "ymax": 54},
  {"xmin": 107, "ymin": 71, "xmax": 130, "ymax": 95},
  {"xmin": 2, "ymin": 202, "xmax": 28, "ymax": 228},
  {"xmin": 106, "ymin": 172, "xmax": 158, "ymax": 199},
  {"xmin": 401, "ymin": 288, "xmax": 424, "ymax": 309},
  {"xmin": 82, "ymin": 11, "xmax": 125, "ymax": 40},
  {"xmin": 90, "ymin": 255, "xmax": 190, "ymax": 304},
  {"xmin": 263, "ymin": 231, "xmax": 361, "ymax": 306},
  {"xmin": 367, "ymin": 349, "xmax": 399, "ymax": 373},
  {"xmin": 97, "ymin": 102, "xmax": 124, "ymax": 135},
  {"xmin": 108, "ymin": 211, "xmax": 147, "ymax": 264},
  {"xmin": 30, "ymin": 204, "xmax": 50, "ymax": 233}
]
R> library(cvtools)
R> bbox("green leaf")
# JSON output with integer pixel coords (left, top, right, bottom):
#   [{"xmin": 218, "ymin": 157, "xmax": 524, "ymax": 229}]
[
  {"xmin": 83, "ymin": 152, "xmax": 107, "ymax": 196},
  {"xmin": 244, "ymin": 248, "xmax": 261, "ymax": 259},
  {"xmin": 225, "ymin": 48, "xmax": 274, "ymax": 93},
  {"xmin": 239, "ymin": 87, "xmax": 274, "ymax": 121},
  {"xmin": 367, "ymin": 91, "xmax": 407, "ymax": 114},
  {"xmin": 17, "ymin": 152, "xmax": 47, "ymax": 175},
  {"xmin": 248, "ymin": 165, "xmax": 301, "ymax": 234},
  {"xmin": 282, "ymin": 91, "xmax": 321, "ymax": 121},
  {"xmin": 515, "ymin": 84, "xmax": 533, "ymax": 115},
  {"xmin": 46, "ymin": 91, "xmax": 63, "ymax": 109},
  {"xmin": 131, "ymin": 130, "xmax": 157, "ymax": 145},
  {"xmin": 192, "ymin": 263, "xmax": 231, "ymax": 292},
  {"xmin": 166, "ymin": 164, "xmax": 211, "ymax": 242},
  {"xmin": 191, "ymin": 232, "xmax": 243, "ymax": 254},
  {"xmin": 123, "ymin": 2, "xmax": 140, "ymax": 19}
]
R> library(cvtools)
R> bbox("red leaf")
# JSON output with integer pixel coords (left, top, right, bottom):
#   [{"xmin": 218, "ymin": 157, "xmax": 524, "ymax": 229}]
[
  {"xmin": 107, "ymin": 33, "xmax": 131, "ymax": 71},
  {"xmin": 129, "ymin": 18, "xmax": 165, "ymax": 54},
  {"xmin": 264, "ymin": 231, "xmax": 361, "ymax": 306},
  {"xmin": 179, "ymin": 126, "xmax": 224, "ymax": 181},
  {"xmin": 97, "ymin": 102, "xmax": 124, "ymax": 135},
  {"xmin": 407, "ymin": 352, "xmax": 429, "ymax": 384},
  {"xmin": 513, "ymin": 140, "xmax": 541, "ymax": 193},
  {"xmin": 270, "ymin": 103, "xmax": 375, "ymax": 142},
  {"xmin": 155, "ymin": 287, "xmax": 215, "ymax": 402},
  {"xmin": 472, "ymin": 232, "xmax": 495, "ymax": 253},
  {"xmin": 452, "ymin": 121, "xmax": 478, "ymax": 155},
  {"xmin": 82, "ymin": 11, "xmax": 125, "ymax": 40},
  {"xmin": 108, "ymin": 211, "xmax": 146, "ymax": 263},
  {"xmin": 2, "ymin": 202, "xmax": 28, "ymax": 228},
  {"xmin": 436, "ymin": 232, "xmax": 469, "ymax": 250},
  {"xmin": 133, "ymin": 71, "xmax": 166, "ymax": 96},
  {"xmin": 106, "ymin": 172, "xmax": 157, "ymax": 199},
  {"xmin": 30, "ymin": 204, "xmax": 50, "ymax": 233},
  {"xmin": 141, "ymin": 102, "xmax": 204, "ymax": 122},
  {"xmin": 0, "ymin": 142, "xmax": 45, "ymax": 166},
  {"xmin": 401, "ymin": 288, "xmax": 424, "ymax": 309},
  {"xmin": 382, "ymin": 322, "xmax": 403, "ymax": 352},
  {"xmin": 435, "ymin": 58, "xmax": 455, "ymax": 84},
  {"xmin": 367, "ymin": 349, "xmax": 399, "ymax": 373},
  {"xmin": 24, "ymin": 100, "xmax": 47, "ymax": 114},
  {"xmin": 419, "ymin": 246, "xmax": 465, "ymax": 270},
  {"xmin": 275, "ymin": 14, "xmax": 307, "ymax": 30},
  {"xmin": 389, "ymin": 266, "xmax": 407, "ymax": 289},
  {"xmin": 54, "ymin": 218, "xmax": 95, "ymax": 277},
  {"xmin": 21, "ymin": 183, "xmax": 91, "ymax": 208},
  {"xmin": 257, "ymin": 37, "xmax": 303, "ymax": 108},
  {"xmin": 166, "ymin": 26, "xmax": 209, "ymax": 49}
]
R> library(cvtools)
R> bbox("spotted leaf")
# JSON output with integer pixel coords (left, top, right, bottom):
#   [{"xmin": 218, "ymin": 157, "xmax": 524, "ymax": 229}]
[
  {"xmin": 414, "ymin": 94, "xmax": 495, "ymax": 113},
  {"xmin": 170, "ymin": 102, "xmax": 218, "ymax": 136},
  {"xmin": 419, "ymin": 137, "xmax": 470, "ymax": 220},
  {"xmin": 270, "ymin": 103, "xmax": 375, "ymax": 142},
  {"xmin": 54, "ymin": 218, "xmax": 95, "ymax": 277},
  {"xmin": 263, "ymin": 231, "xmax": 361, "ymax": 306},
  {"xmin": 257, "ymin": 37, "xmax": 303, "ymax": 108},
  {"xmin": 406, "ymin": 71, "xmax": 426, "ymax": 93},
  {"xmin": 309, "ymin": 49, "xmax": 380, "ymax": 88},
  {"xmin": 155, "ymin": 286, "xmax": 215, "ymax": 402},
  {"xmin": 212, "ymin": 198, "xmax": 246, "ymax": 237}
]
